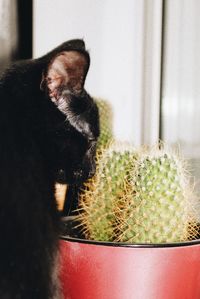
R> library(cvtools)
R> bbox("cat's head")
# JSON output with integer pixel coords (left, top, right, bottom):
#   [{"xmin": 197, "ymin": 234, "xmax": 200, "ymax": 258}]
[{"xmin": 40, "ymin": 40, "xmax": 100, "ymax": 184}]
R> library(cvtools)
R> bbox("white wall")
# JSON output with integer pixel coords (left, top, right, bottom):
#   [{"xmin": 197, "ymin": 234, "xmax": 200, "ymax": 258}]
[{"xmin": 33, "ymin": 0, "xmax": 163, "ymax": 145}]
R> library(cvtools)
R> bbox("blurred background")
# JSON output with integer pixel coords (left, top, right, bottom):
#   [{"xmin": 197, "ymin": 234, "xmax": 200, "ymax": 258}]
[{"xmin": 1, "ymin": 0, "xmax": 200, "ymax": 180}]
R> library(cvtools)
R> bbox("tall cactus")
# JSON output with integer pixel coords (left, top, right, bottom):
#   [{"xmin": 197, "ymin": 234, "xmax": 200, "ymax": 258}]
[
  {"xmin": 95, "ymin": 98, "xmax": 113, "ymax": 149},
  {"xmin": 77, "ymin": 144, "xmax": 199, "ymax": 244}
]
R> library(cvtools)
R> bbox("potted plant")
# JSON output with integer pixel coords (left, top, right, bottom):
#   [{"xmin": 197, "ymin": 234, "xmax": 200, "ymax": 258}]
[{"xmin": 59, "ymin": 142, "xmax": 200, "ymax": 299}]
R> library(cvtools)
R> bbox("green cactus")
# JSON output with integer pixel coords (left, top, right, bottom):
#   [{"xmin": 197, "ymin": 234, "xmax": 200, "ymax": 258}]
[
  {"xmin": 77, "ymin": 143, "xmax": 137, "ymax": 241},
  {"xmin": 118, "ymin": 148, "xmax": 198, "ymax": 243},
  {"xmin": 95, "ymin": 98, "xmax": 113, "ymax": 149},
  {"xmin": 77, "ymin": 144, "xmax": 199, "ymax": 244}
]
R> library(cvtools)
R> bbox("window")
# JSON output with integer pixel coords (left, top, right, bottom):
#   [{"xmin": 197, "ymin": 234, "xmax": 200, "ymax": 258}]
[
  {"xmin": 33, "ymin": 0, "xmax": 200, "ymax": 181},
  {"xmin": 161, "ymin": 0, "xmax": 200, "ymax": 179}
]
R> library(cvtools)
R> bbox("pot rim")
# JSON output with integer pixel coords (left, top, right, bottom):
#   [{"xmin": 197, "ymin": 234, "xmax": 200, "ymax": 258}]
[
  {"xmin": 60, "ymin": 216, "xmax": 200, "ymax": 248},
  {"xmin": 60, "ymin": 235, "xmax": 200, "ymax": 249}
]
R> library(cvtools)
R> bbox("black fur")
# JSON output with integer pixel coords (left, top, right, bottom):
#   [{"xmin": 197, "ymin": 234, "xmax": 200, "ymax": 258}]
[{"xmin": 0, "ymin": 39, "xmax": 99, "ymax": 299}]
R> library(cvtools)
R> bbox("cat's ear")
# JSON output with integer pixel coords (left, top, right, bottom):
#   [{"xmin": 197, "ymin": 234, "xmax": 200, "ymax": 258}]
[{"xmin": 40, "ymin": 50, "xmax": 90, "ymax": 99}]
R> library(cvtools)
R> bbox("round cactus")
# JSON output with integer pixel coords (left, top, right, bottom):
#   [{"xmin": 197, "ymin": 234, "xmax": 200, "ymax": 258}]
[
  {"xmin": 77, "ymin": 143, "xmax": 137, "ymax": 241},
  {"xmin": 118, "ymin": 147, "xmax": 198, "ymax": 243}
]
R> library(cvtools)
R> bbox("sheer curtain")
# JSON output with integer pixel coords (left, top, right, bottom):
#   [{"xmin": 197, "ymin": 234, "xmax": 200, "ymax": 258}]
[
  {"xmin": 0, "ymin": 0, "xmax": 18, "ymax": 72},
  {"xmin": 161, "ymin": 0, "xmax": 200, "ymax": 179}
]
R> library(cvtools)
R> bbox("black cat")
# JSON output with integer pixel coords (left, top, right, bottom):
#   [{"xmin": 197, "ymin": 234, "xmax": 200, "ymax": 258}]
[{"xmin": 0, "ymin": 39, "xmax": 99, "ymax": 299}]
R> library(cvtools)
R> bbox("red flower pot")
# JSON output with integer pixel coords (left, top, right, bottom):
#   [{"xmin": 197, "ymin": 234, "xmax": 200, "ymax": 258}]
[{"xmin": 59, "ymin": 218, "xmax": 200, "ymax": 299}]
